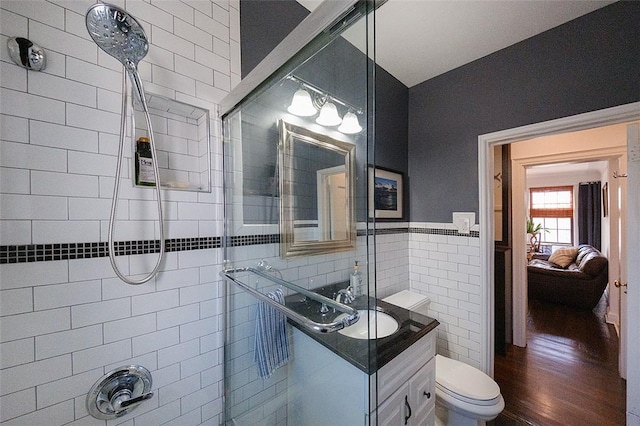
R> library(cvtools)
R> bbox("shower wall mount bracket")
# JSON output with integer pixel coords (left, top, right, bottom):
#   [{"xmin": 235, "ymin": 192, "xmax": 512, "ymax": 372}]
[
  {"xmin": 86, "ymin": 365, "xmax": 153, "ymax": 420},
  {"xmin": 7, "ymin": 37, "xmax": 46, "ymax": 71}
]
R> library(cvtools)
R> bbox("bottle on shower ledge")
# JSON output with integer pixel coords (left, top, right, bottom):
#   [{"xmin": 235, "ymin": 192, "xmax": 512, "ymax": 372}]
[
  {"xmin": 350, "ymin": 261, "xmax": 363, "ymax": 297},
  {"xmin": 135, "ymin": 136, "xmax": 156, "ymax": 186}
]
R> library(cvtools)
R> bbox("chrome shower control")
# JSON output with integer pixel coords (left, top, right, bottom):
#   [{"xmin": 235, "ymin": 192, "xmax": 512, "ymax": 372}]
[
  {"xmin": 87, "ymin": 365, "xmax": 153, "ymax": 420},
  {"xmin": 7, "ymin": 37, "xmax": 46, "ymax": 70}
]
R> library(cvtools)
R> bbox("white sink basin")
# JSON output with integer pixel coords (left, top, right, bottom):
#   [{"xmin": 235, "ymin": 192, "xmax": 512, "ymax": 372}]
[{"xmin": 336, "ymin": 309, "xmax": 399, "ymax": 339}]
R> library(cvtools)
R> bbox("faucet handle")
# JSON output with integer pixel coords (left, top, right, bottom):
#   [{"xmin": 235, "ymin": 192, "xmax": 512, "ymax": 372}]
[
  {"xmin": 335, "ymin": 288, "xmax": 355, "ymax": 304},
  {"xmin": 320, "ymin": 303, "xmax": 329, "ymax": 314}
]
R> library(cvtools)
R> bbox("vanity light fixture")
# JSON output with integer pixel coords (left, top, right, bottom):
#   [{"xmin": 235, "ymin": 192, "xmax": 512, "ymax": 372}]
[
  {"xmin": 286, "ymin": 75, "xmax": 363, "ymax": 134},
  {"xmin": 338, "ymin": 110, "xmax": 362, "ymax": 134},
  {"xmin": 316, "ymin": 100, "xmax": 342, "ymax": 126},
  {"xmin": 287, "ymin": 87, "xmax": 316, "ymax": 116}
]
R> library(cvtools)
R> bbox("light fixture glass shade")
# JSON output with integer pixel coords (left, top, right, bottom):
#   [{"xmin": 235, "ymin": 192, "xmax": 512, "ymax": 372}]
[
  {"xmin": 315, "ymin": 101, "xmax": 342, "ymax": 126},
  {"xmin": 338, "ymin": 111, "xmax": 362, "ymax": 134},
  {"xmin": 287, "ymin": 89, "xmax": 316, "ymax": 116}
]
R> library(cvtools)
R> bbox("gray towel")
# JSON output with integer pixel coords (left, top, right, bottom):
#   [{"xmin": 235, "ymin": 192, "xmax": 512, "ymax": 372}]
[{"xmin": 254, "ymin": 288, "xmax": 290, "ymax": 379}]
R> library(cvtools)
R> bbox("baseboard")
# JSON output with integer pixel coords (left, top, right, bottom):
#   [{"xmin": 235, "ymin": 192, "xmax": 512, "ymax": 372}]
[{"xmin": 606, "ymin": 312, "xmax": 620, "ymax": 337}]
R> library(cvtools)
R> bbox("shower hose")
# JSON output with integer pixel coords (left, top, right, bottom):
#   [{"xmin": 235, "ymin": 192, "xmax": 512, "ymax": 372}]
[{"xmin": 108, "ymin": 70, "xmax": 165, "ymax": 285}]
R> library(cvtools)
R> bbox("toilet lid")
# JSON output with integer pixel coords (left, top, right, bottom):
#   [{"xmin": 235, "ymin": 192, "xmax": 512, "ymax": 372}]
[{"xmin": 435, "ymin": 355, "xmax": 501, "ymax": 403}]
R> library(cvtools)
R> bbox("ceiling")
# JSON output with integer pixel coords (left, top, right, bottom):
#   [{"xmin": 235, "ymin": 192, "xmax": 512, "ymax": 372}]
[
  {"xmin": 297, "ymin": 0, "xmax": 615, "ymax": 88},
  {"xmin": 527, "ymin": 161, "xmax": 608, "ymax": 179}
]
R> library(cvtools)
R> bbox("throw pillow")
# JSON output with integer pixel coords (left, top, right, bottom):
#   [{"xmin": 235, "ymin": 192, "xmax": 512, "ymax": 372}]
[{"xmin": 548, "ymin": 247, "xmax": 579, "ymax": 268}]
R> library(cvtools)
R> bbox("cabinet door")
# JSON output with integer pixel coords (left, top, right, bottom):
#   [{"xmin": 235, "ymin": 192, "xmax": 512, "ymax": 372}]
[
  {"xmin": 377, "ymin": 333, "xmax": 435, "ymax": 402},
  {"xmin": 376, "ymin": 383, "xmax": 411, "ymax": 426},
  {"xmin": 410, "ymin": 358, "xmax": 436, "ymax": 424}
]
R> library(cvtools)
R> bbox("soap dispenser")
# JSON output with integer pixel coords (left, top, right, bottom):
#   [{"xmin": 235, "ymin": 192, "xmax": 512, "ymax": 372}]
[{"xmin": 350, "ymin": 261, "xmax": 363, "ymax": 297}]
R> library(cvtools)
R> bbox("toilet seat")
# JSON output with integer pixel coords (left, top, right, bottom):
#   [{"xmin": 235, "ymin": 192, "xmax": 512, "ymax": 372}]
[
  {"xmin": 436, "ymin": 382, "xmax": 502, "ymax": 406},
  {"xmin": 435, "ymin": 355, "xmax": 501, "ymax": 406}
]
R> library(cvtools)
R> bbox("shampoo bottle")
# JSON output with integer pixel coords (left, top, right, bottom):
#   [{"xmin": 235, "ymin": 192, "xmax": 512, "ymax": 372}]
[
  {"xmin": 135, "ymin": 136, "xmax": 155, "ymax": 186},
  {"xmin": 350, "ymin": 261, "xmax": 363, "ymax": 297}
]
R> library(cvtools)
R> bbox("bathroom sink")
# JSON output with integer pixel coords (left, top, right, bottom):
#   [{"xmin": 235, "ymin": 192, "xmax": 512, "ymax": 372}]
[{"xmin": 336, "ymin": 309, "xmax": 399, "ymax": 339}]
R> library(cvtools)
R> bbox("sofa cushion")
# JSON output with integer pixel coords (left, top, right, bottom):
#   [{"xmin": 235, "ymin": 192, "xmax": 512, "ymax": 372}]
[
  {"xmin": 578, "ymin": 252, "xmax": 608, "ymax": 276},
  {"xmin": 548, "ymin": 247, "xmax": 578, "ymax": 268}
]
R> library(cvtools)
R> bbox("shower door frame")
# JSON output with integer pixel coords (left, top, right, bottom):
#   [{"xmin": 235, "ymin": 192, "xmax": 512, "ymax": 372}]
[{"xmin": 219, "ymin": 0, "xmax": 380, "ymax": 424}]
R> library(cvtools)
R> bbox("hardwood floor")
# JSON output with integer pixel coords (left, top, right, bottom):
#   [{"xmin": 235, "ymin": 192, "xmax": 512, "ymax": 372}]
[{"xmin": 491, "ymin": 297, "xmax": 626, "ymax": 425}]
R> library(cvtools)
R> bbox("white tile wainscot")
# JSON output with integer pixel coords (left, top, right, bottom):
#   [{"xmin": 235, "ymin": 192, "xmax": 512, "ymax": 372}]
[{"xmin": 408, "ymin": 222, "xmax": 482, "ymax": 368}]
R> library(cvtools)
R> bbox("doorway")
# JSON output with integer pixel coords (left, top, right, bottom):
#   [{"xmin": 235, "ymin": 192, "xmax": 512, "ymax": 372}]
[
  {"xmin": 494, "ymin": 145, "xmax": 627, "ymax": 423},
  {"xmin": 478, "ymin": 102, "xmax": 640, "ymax": 421},
  {"xmin": 511, "ymin": 134, "xmax": 627, "ymax": 342}
]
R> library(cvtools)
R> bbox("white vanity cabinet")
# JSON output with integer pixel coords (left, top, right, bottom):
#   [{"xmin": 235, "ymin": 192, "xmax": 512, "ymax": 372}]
[
  {"xmin": 372, "ymin": 331, "xmax": 436, "ymax": 425},
  {"xmin": 287, "ymin": 303, "xmax": 438, "ymax": 425}
]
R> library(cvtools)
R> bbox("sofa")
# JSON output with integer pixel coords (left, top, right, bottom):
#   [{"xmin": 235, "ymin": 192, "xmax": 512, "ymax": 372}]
[{"xmin": 527, "ymin": 244, "xmax": 608, "ymax": 310}]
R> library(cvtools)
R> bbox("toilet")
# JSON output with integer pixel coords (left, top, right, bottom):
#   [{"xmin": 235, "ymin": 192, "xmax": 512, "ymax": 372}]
[
  {"xmin": 434, "ymin": 354, "xmax": 504, "ymax": 426},
  {"xmin": 382, "ymin": 291, "xmax": 505, "ymax": 426}
]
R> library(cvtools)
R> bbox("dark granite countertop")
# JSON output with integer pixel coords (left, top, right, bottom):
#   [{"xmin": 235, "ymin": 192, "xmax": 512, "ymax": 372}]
[{"xmin": 285, "ymin": 283, "xmax": 439, "ymax": 375}]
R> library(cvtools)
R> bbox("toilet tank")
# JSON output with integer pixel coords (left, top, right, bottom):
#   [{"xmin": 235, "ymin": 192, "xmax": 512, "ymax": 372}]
[{"xmin": 383, "ymin": 290, "xmax": 430, "ymax": 316}]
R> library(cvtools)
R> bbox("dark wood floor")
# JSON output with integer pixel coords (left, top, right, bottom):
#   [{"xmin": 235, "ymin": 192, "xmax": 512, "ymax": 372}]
[{"xmin": 491, "ymin": 297, "xmax": 626, "ymax": 425}]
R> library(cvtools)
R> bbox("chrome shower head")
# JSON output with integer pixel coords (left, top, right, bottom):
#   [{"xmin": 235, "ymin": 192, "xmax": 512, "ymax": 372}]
[
  {"xmin": 86, "ymin": 2, "xmax": 150, "ymax": 107},
  {"xmin": 85, "ymin": 3, "xmax": 148, "ymax": 71}
]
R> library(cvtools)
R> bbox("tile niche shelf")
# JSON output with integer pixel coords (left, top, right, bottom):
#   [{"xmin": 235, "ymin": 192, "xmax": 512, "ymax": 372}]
[{"xmin": 132, "ymin": 92, "xmax": 211, "ymax": 192}]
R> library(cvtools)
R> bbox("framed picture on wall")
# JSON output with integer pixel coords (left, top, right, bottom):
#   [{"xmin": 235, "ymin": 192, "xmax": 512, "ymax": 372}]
[{"xmin": 368, "ymin": 166, "xmax": 403, "ymax": 219}]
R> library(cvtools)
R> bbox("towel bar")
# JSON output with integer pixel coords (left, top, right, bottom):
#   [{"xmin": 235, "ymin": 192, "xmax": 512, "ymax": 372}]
[{"xmin": 220, "ymin": 266, "xmax": 360, "ymax": 333}]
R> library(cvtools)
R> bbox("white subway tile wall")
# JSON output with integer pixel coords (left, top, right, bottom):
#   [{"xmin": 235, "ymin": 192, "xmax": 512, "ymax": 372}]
[
  {"xmin": 408, "ymin": 222, "xmax": 482, "ymax": 368},
  {"xmin": 0, "ymin": 0, "xmax": 239, "ymax": 425},
  {"xmin": 374, "ymin": 227, "xmax": 410, "ymax": 299}
]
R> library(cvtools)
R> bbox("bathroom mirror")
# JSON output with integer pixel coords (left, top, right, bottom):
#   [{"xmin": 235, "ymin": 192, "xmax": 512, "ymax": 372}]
[{"xmin": 279, "ymin": 120, "xmax": 356, "ymax": 257}]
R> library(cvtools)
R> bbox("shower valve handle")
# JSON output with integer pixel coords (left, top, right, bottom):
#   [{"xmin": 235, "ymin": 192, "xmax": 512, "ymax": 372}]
[{"xmin": 111, "ymin": 390, "xmax": 154, "ymax": 413}]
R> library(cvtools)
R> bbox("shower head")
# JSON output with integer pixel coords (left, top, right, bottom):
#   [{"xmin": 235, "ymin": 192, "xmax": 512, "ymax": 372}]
[
  {"xmin": 85, "ymin": 3, "xmax": 148, "ymax": 71},
  {"xmin": 86, "ymin": 2, "xmax": 150, "ymax": 107}
]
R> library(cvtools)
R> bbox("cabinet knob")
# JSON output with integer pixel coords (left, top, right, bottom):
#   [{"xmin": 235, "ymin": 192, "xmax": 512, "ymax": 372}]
[{"xmin": 424, "ymin": 391, "xmax": 431, "ymax": 399}]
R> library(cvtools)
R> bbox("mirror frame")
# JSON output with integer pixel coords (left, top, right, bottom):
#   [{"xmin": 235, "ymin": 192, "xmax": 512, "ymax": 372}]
[{"xmin": 279, "ymin": 120, "xmax": 356, "ymax": 258}]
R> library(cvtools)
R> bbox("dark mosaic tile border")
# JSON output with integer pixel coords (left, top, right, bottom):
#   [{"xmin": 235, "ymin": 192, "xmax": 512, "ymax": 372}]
[
  {"xmin": 409, "ymin": 227, "xmax": 480, "ymax": 238},
  {"xmin": 357, "ymin": 228, "xmax": 409, "ymax": 236},
  {"xmin": 227, "ymin": 234, "xmax": 280, "ymax": 246},
  {"xmin": 0, "ymin": 237, "xmax": 221, "ymax": 265},
  {"xmin": 359, "ymin": 227, "xmax": 479, "ymax": 238},
  {"xmin": 0, "ymin": 228, "xmax": 478, "ymax": 264}
]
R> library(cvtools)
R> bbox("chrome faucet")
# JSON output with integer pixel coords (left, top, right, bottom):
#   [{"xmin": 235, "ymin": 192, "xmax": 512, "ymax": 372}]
[{"xmin": 335, "ymin": 287, "xmax": 355, "ymax": 305}]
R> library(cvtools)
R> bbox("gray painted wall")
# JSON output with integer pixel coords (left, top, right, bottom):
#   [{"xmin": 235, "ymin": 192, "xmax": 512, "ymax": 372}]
[
  {"xmin": 240, "ymin": 0, "xmax": 410, "ymax": 220},
  {"xmin": 236, "ymin": 2, "xmax": 640, "ymax": 223},
  {"xmin": 240, "ymin": 0, "xmax": 309, "ymax": 77},
  {"xmin": 409, "ymin": 1, "xmax": 640, "ymax": 222},
  {"xmin": 376, "ymin": 67, "xmax": 409, "ymax": 219}
]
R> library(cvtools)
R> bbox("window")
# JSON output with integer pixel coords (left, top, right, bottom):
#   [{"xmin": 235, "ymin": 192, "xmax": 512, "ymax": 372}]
[{"xmin": 529, "ymin": 186, "xmax": 573, "ymax": 244}]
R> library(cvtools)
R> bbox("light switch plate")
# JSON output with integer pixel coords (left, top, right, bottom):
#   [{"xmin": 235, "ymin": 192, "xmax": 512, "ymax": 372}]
[{"xmin": 453, "ymin": 212, "xmax": 475, "ymax": 234}]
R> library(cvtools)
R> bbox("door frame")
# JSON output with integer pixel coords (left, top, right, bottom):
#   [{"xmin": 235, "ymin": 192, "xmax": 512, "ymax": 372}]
[
  {"xmin": 625, "ymin": 123, "xmax": 640, "ymax": 423},
  {"xmin": 478, "ymin": 103, "xmax": 640, "ymax": 389},
  {"xmin": 317, "ymin": 165, "xmax": 347, "ymax": 240}
]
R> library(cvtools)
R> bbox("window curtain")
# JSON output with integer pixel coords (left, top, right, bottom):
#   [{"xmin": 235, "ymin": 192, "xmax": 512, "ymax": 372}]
[{"xmin": 578, "ymin": 181, "xmax": 601, "ymax": 250}]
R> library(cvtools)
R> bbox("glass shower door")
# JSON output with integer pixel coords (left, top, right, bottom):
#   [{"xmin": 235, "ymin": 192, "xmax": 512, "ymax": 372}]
[{"xmin": 220, "ymin": 1, "xmax": 376, "ymax": 424}]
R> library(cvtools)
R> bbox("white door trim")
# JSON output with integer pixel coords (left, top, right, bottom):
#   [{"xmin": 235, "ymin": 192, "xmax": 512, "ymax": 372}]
[
  {"xmin": 478, "ymin": 101, "xmax": 640, "ymax": 378},
  {"xmin": 625, "ymin": 123, "xmax": 640, "ymax": 422}
]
